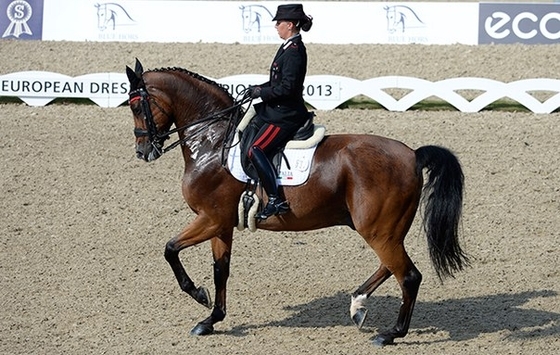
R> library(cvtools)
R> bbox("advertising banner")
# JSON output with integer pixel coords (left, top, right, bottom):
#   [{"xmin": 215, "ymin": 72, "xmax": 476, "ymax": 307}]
[
  {"xmin": 37, "ymin": 1, "xmax": 478, "ymax": 45},
  {"xmin": 479, "ymin": 3, "xmax": 560, "ymax": 44},
  {"xmin": 8, "ymin": 2, "xmax": 560, "ymax": 45},
  {"xmin": 368, "ymin": 3, "xmax": 478, "ymax": 45},
  {"xmin": 0, "ymin": 0, "xmax": 43, "ymax": 40}
]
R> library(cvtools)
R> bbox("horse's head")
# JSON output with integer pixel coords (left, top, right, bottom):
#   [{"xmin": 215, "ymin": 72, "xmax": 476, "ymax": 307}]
[
  {"xmin": 384, "ymin": 5, "xmax": 423, "ymax": 34},
  {"xmin": 240, "ymin": 5, "xmax": 259, "ymax": 33},
  {"xmin": 384, "ymin": 5, "xmax": 404, "ymax": 34},
  {"xmin": 126, "ymin": 59, "xmax": 172, "ymax": 162},
  {"xmin": 95, "ymin": 3, "xmax": 114, "ymax": 31},
  {"xmin": 126, "ymin": 59, "xmax": 241, "ymax": 163},
  {"xmin": 240, "ymin": 5, "xmax": 271, "ymax": 33}
]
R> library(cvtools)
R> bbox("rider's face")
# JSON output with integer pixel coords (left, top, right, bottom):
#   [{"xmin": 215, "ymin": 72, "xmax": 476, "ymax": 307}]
[{"xmin": 275, "ymin": 20, "xmax": 294, "ymax": 40}]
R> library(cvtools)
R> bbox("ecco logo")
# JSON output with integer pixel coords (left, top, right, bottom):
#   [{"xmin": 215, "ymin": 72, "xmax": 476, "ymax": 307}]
[
  {"xmin": 485, "ymin": 11, "xmax": 560, "ymax": 40},
  {"xmin": 479, "ymin": 4, "xmax": 560, "ymax": 44}
]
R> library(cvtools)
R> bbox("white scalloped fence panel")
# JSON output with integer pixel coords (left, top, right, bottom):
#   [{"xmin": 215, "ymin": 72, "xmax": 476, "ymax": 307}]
[
  {"xmin": 357, "ymin": 76, "xmax": 560, "ymax": 113},
  {"xmin": 1, "ymin": 72, "xmax": 559, "ymax": 113}
]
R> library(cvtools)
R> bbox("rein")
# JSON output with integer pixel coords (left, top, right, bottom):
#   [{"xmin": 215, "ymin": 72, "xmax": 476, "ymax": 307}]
[{"xmin": 129, "ymin": 87, "xmax": 250, "ymax": 156}]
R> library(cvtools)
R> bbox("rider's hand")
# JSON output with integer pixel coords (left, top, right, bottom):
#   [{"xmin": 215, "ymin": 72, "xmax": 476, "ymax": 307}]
[{"xmin": 248, "ymin": 85, "xmax": 261, "ymax": 98}]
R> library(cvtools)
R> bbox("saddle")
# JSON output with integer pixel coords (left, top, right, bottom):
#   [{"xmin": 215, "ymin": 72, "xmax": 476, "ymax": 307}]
[
  {"xmin": 237, "ymin": 107, "xmax": 318, "ymax": 182},
  {"xmin": 233, "ymin": 106, "xmax": 325, "ymax": 231}
]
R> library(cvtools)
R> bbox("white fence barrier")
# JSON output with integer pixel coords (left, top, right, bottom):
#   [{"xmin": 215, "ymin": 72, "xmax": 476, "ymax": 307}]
[{"xmin": 1, "ymin": 71, "xmax": 559, "ymax": 113}]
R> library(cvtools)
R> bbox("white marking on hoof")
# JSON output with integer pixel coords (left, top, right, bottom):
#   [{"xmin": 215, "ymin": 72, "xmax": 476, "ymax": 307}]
[
  {"xmin": 350, "ymin": 294, "xmax": 367, "ymax": 316},
  {"xmin": 350, "ymin": 294, "xmax": 368, "ymax": 328}
]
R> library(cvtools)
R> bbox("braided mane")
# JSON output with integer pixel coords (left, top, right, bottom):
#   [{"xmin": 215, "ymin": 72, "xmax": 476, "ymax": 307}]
[{"xmin": 149, "ymin": 67, "xmax": 234, "ymax": 101}]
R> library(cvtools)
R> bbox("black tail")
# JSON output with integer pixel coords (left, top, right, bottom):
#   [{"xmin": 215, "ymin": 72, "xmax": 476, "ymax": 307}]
[{"xmin": 415, "ymin": 145, "xmax": 469, "ymax": 280}]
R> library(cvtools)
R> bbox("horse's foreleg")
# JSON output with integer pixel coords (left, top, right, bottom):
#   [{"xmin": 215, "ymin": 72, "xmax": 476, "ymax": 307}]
[
  {"xmin": 164, "ymin": 218, "xmax": 218, "ymax": 308},
  {"xmin": 164, "ymin": 240, "xmax": 212, "ymax": 309},
  {"xmin": 350, "ymin": 265, "xmax": 392, "ymax": 328},
  {"xmin": 190, "ymin": 235, "xmax": 232, "ymax": 336}
]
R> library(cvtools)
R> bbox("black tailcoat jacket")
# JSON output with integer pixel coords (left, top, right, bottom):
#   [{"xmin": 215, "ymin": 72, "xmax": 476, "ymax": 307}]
[{"xmin": 254, "ymin": 34, "xmax": 309, "ymax": 130}]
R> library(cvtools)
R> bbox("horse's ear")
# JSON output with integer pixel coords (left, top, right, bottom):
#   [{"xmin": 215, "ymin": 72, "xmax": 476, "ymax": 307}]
[
  {"xmin": 126, "ymin": 58, "xmax": 145, "ymax": 91},
  {"xmin": 126, "ymin": 65, "xmax": 141, "ymax": 91},
  {"xmin": 134, "ymin": 58, "xmax": 143, "ymax": 77},
  {"xmin": 126, "ymin": 65, "xmax": 135, "ymax": 81}
]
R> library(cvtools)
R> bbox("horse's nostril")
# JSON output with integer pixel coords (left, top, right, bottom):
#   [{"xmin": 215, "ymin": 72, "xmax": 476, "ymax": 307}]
[{"xmin": 136, "ymin": 150, "xmax": 148, "ymax": 161}]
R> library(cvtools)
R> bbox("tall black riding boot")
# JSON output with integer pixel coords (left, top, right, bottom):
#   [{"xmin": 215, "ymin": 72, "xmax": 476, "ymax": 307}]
[{"xmin": 249, "ymin": 146, "xmax": 289, "ymax": 220}]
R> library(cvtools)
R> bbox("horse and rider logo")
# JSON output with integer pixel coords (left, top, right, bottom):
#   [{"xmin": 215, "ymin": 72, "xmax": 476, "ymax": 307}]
[
  {"xmin": 238, "ymin": 4, "xmax": 425, "ymax": 37},
  {"xmin": 95, "ymin": 2, "xmax": 135, "ymax": 31},
  {"xmin": 239, "ymin": 4, "xmax": 274, "ymax": 33},
  {"xmin": 384, "ymin": 5, "xmax": 425, "ymax": 34}
]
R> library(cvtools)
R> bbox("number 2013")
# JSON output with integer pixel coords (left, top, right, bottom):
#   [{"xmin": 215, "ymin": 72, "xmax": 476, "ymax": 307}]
[{"xmin": 303, "ymin": 84, "xmax": 333, "ymax": 97}]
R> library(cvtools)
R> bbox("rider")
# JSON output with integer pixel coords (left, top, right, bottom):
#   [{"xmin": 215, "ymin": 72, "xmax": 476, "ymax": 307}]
[{"xmin": 247, "ymin": 4, "xmax": 313, "ymax": 221}]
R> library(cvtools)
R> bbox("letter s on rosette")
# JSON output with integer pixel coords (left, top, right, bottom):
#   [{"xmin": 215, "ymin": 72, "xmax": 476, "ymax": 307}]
[{"xmin": 2, "ymin": 0, "xmax": 33, "ymax": 38}]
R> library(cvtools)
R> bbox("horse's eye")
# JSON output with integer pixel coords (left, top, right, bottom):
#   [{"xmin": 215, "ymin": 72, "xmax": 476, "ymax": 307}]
[{"xmin": 131, "ymin": 105, "xmax": 142, "ymax": 116}]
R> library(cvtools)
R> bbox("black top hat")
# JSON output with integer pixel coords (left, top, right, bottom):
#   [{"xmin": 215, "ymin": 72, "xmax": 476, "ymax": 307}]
[{"xmin": 272, "ymin": 4, "xmax": 308, "ymax": 22}]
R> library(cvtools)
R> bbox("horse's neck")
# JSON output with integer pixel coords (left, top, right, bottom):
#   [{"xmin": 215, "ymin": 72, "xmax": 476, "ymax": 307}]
[
  {"xmin": 179, "ymin": 128, "xmax": 227, "ymax": 178},
  {"xmin": 176, "ymin": 107, "xmax": 228, "ymax": 168},
  {"xmin": 163, "ymin": 72, "xmax": 233, "ymax": 168}
]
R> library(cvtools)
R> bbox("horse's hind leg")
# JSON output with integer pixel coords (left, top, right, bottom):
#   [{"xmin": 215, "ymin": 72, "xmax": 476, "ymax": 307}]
[
  {"xmin": 372, "ymin": 244, "xmax": 422, "ymax": 347},
  {"xmin": 352, "ymin": 213, "xmax": 422, "ymax": 346},
  {"xmin": 350, "ymin": 265, "xmax": 392, "ymax": 328}
]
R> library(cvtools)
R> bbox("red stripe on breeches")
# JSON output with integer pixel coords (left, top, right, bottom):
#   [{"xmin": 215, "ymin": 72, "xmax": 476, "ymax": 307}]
[{"xmin": 251, "ymin": 124, "xmax": 281, "ymax": 154}]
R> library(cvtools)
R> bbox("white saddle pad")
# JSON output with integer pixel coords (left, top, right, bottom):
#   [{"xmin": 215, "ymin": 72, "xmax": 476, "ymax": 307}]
[{"xmin": 227, "ymin": 138, "xmax": 318, "ymax": 186}]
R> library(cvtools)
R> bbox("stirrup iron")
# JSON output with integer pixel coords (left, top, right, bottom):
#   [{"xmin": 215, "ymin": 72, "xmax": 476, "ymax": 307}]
[{"xmin": 256, "ymin": 197, "xmax": 289, "ymax": 221}]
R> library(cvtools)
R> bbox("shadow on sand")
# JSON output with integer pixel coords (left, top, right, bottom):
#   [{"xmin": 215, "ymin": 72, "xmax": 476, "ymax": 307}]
[{"xmin": 228, "ymin": 289, "xmax": 559, "ymax": 343}]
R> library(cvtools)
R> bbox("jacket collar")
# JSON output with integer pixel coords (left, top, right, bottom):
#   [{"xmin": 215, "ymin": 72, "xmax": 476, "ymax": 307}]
[{"xmin": 282, "ymin": 33, "xmax": 301, "ymax": 50}]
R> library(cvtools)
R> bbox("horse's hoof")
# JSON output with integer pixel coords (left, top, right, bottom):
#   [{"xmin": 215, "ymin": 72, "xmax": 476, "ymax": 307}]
[
  {"xmin": 190, "ymin": 322, "xmax": 214, "ymax": 336},
  {"xmin": 196, "ymin": 287, "xmax": 212, "ymax": 309},
  {"xmin": 372, "ymin": 333, "xmax": 394, "ymax": 348},
  {"xmin": 351, "ymin": 308, "xmax": 368, "ymax": 329}
]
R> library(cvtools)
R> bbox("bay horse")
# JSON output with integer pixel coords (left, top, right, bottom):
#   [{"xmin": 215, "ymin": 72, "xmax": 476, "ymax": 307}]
[{"xmin": 125, "ymin": 59, "xmax": 468, "ymax": 347}]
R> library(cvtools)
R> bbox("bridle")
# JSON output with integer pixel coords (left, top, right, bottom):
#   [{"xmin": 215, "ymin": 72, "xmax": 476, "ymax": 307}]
[{"xmin": 128, "ymin": 87, "xmax": 251, "ymax": 157}]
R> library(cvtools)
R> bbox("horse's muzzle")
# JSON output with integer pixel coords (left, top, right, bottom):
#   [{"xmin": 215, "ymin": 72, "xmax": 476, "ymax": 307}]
[{"xmin": 135, "ymin": 141, "xmax": 162, "ymax": 162}]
